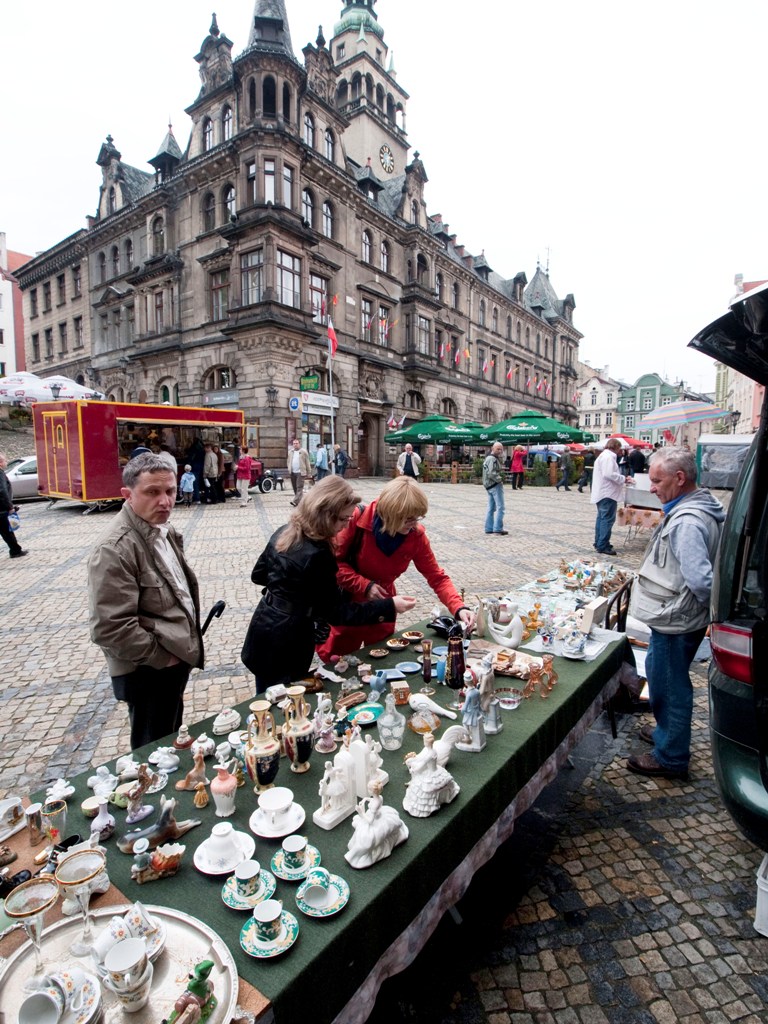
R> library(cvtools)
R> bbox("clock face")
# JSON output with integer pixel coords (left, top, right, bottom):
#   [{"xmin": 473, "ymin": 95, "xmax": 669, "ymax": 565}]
[{"xmin": 379, "ymin": 144, "xmax": 394, "ymax": 174}]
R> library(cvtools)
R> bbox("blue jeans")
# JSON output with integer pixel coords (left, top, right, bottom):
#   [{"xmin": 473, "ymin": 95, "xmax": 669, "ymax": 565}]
[
  {"xmin": 485, "ymin": 483, "xmax": 505, "ymax": 533},
  {"xmin": 594, "ymin": 497, "xmax": 617, "ymax": 551},
  {"xmin": 646, "ymin": 628, "xmax": 706, "ymax": 771}
]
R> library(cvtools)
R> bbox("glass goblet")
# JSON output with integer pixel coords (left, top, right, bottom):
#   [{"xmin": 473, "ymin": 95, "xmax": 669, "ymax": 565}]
[
  {"xmin": 54, "ymin": 848, "xmax": 106, "ymax": 957},
  {"xmin": 420, "ymin": 640, "xmax": 435, "ymax": 696},
  {"xmin": 3, "ymin": 874, "xmax": 60, "ymax": 989},
  {"xmin": 41, "ymin": 798, "xmax": 68, "ymax": 846}
]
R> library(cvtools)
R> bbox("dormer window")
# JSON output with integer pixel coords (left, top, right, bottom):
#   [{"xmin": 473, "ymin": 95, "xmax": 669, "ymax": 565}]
[
  {"xmin": 108, "ymin": 187, "xmax": 117, "ymax": 215},
  {"xmin": 337, "ymin": 43, "xmax": 345, "ymax": 60}
]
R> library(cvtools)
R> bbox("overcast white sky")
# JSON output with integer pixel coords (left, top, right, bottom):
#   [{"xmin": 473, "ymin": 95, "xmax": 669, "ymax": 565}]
[{"xmin": 4, "ymin": 0, "xmax": 767, "ymax": 393}]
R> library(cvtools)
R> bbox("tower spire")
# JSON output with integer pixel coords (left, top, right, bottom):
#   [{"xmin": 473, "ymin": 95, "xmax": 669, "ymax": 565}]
[{"xmin": 248, "ymin": 0, "xmax": 295, "ymax": 58}]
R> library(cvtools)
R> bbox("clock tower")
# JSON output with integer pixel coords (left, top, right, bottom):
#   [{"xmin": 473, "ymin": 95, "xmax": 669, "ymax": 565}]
[{"xmin": 329, "ymin": 1, "xmax": 409, "ymax": 176}]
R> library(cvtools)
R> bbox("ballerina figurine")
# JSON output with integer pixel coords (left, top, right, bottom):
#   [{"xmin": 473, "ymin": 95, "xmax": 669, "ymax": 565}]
[
  {"xmin": 345, "ymin": 780, "xmax": 409, "ymax": 869},
  {"xmin": 402, "ymin": 733, "xmax": 460, "ymax": 818}
]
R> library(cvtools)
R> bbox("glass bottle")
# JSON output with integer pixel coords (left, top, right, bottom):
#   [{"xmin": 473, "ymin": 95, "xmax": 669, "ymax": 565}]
[{"xmin": 377, "ymin": 693, "xmax": 406, "ymax": 751}]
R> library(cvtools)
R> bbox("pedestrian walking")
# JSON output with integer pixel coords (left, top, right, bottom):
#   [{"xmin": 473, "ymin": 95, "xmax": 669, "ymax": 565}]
[
  {"xmin": 315, "ymin": 443, "xmax": 330, "ymax": 480},
  {"xmin": 203, "ymin": 443, "xmax": 218, "ymax": 503},
  {"xmin": 0, "ymin": 453, "xmax": 26, "ymax": 558},
  {"xmin": 236, "ymin": 446, "xmax": 254, "ymax": 506},
  {"xmin": 483, "ymin": 442, "xmax": 508, "ymax": 535},
  {"xmin": 288, "ymin": 439, "xmax": 312, "ymax": 506},
  {"xmin": 591, "ymin": 438, "xmax": 631, "ymax": 555},
  {"xmin": 396, "ymin": 443, "xmax": 422, "ymax": 479},
  {"xmin": 577, "ymin": 449, "xmax": 595, "ymax": 492},
  {"xmin": 555, "ymin": 449, "xmax": 573, "ymax": 491},
  {"xmin": 334, "ymin": 444, "xmax": 349, "ymax": 477}
]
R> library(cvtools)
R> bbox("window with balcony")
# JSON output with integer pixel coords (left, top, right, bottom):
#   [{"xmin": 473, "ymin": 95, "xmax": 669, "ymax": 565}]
[{"xmin": 277, "ymin": 250, "xmax": 301, "ymax": 308}]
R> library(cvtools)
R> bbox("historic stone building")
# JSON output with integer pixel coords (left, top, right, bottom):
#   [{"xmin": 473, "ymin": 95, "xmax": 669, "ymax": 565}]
[{"xmin": 15, "ymin": 0, "xmax": 582, "ymax": 472}]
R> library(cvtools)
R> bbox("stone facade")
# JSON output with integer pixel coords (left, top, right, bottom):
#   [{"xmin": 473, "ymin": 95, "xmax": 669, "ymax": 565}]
[{"xmin": 14, "ymin": 1, "xmax": 583, "ymax": 472}]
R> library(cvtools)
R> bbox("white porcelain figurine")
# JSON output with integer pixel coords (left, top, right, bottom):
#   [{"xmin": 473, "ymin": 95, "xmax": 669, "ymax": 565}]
[
  {"xmin": 403, "ymin": 733, "xmax": 460, "ymax": 818},
  {"xmin": 345, "ymin": 780, "xmax": 409, "ymax": 869}
]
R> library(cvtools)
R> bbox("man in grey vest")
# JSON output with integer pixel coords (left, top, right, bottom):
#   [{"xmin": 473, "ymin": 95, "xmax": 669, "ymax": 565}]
[{"xmin": 627, "ymin": 447, "xmax": 724, "ymax": 779}]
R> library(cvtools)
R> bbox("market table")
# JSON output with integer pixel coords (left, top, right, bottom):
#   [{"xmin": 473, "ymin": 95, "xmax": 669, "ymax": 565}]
[{"xmin": 4, "ymin": 624, "xmax": 629, "ymax": 1024}]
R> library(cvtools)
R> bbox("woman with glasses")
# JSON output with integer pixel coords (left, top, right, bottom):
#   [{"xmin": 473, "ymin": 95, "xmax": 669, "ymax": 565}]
[
  {"xmin": 316, "ymin": 476, "xmax": 472, "ymax": 662},
  {"xmin": 242, "ymin": 475, "xmax": 415, "ymax": 693}
]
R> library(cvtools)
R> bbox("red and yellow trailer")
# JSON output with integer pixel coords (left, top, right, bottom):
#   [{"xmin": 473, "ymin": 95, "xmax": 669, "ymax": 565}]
[{"xmin": 32, "ymin": 400, "xmax": 245, "ymax": 505}]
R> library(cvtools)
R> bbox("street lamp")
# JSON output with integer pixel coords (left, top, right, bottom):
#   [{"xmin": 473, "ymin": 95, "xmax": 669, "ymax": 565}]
[
  {"xmin": 50, "ymin": 383, "xmax": 62, "ymax": 400},
  {"xmin": 730, "ymin": 409, "xmax": 742, "ymax": 434},
  {"xmin": 265, "ymin": 385, "xmax": 278, "ymax": 413}
]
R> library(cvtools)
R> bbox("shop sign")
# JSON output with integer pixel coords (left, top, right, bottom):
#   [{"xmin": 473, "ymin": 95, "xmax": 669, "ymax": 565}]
[
  {"xmin": 300, "ymin": 374, "xmax": 320, "ymax": 391},
  {"xmin": 203, "ymin": 390, "xmax": 239, "ymax": 406},
  {"xmin": 300, "ymin": 391, "xmax": 339, "ymax": 415}
]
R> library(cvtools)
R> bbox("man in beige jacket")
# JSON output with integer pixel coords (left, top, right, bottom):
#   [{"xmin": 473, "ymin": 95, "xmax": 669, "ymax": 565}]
[
  {"xmin": 87, "ymin": 453, "xmax": 203, "ymax": 749},
  {"xmin": 287, "ymin": 438, "xmax": 312, "ymax": 506}
]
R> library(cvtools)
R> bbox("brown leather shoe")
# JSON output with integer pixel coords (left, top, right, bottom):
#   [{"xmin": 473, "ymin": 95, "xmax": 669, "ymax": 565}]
[
  {"xmin": 627, "ymin": 752, "xmax": 688, "ymax": 780},
  {"xmin": 639, "ymin": 723, "xmax": 654, "ymax": 744}
]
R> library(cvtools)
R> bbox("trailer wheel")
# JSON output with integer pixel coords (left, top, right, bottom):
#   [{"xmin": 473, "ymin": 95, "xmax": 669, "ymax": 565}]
[{"xmin": 259, "ymin": 477, "xmax": 274, "ymax": 493}]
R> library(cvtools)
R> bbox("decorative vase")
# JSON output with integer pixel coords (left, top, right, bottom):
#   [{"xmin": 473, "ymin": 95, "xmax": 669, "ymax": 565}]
[
  {"xmin": 91, "ymin": 797, "xmax": 116, "ymax": 841},
  {"xmin": 244, "ymin": 701, "xmax": 281, "ymax": 794},
  {"xmin": 444, "ymin": 632, "xmax": 466, "ymax": 690},
  {"xmin": 377, "ymin": 693, "xmax": 406, "ymax": 750},
  {"xmin": 210, "ymin": 764, "xmax": 237, "ymax": 818},
  {"xmin": 282, "ymin": 686, "xmax": 314, "ymax": 774}
]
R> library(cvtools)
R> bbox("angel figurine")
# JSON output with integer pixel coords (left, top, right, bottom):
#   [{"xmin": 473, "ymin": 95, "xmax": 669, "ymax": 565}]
[
  {"xmin": 402, "ymin": 733, "xmax": 460, "ymax": 818},
  {"xmin": 345, "ymin": 780, "xmax": 409, "ymax": 869}
]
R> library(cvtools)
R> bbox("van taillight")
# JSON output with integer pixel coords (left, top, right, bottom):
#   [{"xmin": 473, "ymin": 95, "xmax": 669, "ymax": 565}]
[{"xmin": 710, "ymin": 623, "xmax": 754, "ymax": 685}]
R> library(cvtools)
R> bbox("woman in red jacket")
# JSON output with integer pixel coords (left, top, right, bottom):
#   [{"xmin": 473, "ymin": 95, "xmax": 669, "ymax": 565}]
[{"xmin": 316, "ymin": 476, "xmax": 472, "ymax": 661}]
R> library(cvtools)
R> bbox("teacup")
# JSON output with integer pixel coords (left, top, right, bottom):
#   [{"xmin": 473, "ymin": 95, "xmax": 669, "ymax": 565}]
[
  {"xmin": 104, "ymin": 961, "xmax": 153, "ymax": 1013},
  {"xmin": 252, "ymin": 898, "xmax": 283, "ymax": 943},
  {"xmin": 48, "ymin": 967, "xmax": 87, "ymax": 1012},
  {"xmin": 18, "ymin": 989, "xmax": 64, "ymax": 1024},
  {"xmin": 104, "ymin": 936, "xmax": 148, "ymax": 992},
  {"xmin": 300, "ymin": 866, "xmax": 332, "ymax": 909},
  {"xmin": 257, "ymin": 786, "xmax": 294, "ymax": 827},
  {"xmin": 234, "ymin": 860, "xmax": 261, "ymax": 898},
  {"xmin": 206, "ymin": 821, "xmax": 241, "ymax": 863},
  {"xmin": 124, "ymin": 901, "xmax": 158, "ymax": 939},
  {"xmin": 281, "ymin": 834, "xmax": 307, "ymax": 871},
  {"xmin": 92, "ymin": 914, "xmax": 131, "ymax": 962}
]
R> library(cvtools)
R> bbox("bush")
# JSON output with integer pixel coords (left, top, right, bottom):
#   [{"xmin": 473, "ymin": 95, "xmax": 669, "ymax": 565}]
[
  {"xmin": 527, "ymin": 461, "xmax": 551, "ymax": 486},
  {"xmin": 8, "ymin": 407, "xmax": 32, "ymax": 426}
]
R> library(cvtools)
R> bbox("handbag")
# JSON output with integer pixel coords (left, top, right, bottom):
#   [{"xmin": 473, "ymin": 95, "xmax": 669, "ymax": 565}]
[{"xmin": 7, "ymin": 510, "xmax": 20, "ymax": 531}]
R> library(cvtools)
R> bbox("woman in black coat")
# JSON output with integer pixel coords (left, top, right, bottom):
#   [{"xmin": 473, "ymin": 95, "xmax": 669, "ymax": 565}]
[{"xmin": 241, "ymin": 476, "xmax": 415, "ymax": 692}]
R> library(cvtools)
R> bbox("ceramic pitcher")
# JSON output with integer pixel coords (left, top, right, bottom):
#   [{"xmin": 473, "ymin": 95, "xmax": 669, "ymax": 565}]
[
  {"xmin": 210, "ymin": 764, "xmax": 237, "ymax": 817},
  {"xmin": 282, "ymin": 686, "xmax": 314, "ymax": 774},
  {"xmin": 244, "ymin": 701, "xmax": 280, "ymax": 794}
]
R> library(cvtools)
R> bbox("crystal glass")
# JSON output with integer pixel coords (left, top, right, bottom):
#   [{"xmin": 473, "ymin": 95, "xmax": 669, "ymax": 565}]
[
  {"xmin": 54, "ymin": 848, "xmax": 106, "ymax": 957},
  {"xmin": 4, "ymin": 874, "xmax": 60, "ymax": 988},
  {"xmin": 420, "ymin": 639, "xmax": 435, "ymax": 696},
  {"xmin": 41, "ymin": 798, "xmax": 68, "ymax": 845}
]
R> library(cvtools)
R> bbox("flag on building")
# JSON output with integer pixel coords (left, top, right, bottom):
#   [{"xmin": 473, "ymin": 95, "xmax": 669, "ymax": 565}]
[
  {"xmin": 328, "ymin": 318, "xmax": 338, "ymax": 356},
  {"xmin": 398, "ymin": 413, "xmax": 407, "ymax": 427},
  {"xmin": 387, "ymin": 413, "xmax": 398, "ymax": 429},
  {"xmin": 482, "ymin": 359, "xmax": 488, "ymax": 374},
  {"xmin": 454, "ymin": 348, "xmax": 461, "ymax": 365}
]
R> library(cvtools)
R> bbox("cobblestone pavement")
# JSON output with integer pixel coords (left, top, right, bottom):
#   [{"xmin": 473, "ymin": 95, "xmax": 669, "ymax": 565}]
[{"xmin": 2, "ymin": 478, "xmax": 765, "ymax": 1023}]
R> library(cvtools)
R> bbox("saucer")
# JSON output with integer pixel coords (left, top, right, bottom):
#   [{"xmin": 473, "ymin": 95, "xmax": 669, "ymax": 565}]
[
  {"xmin": 433, "ymin": 645, "xmax": 448, "ymax": 657},
  {"xmin": 295, "ymin": 874, "xmax": 350, "ymax": 918},
  {"xmin": 240, "ymin": 910, "xmax": 299, "ymax": 959},
  {"xmin": 221, "ymin": 870, "xmax": 276, "ymax": 910},
  {"xmin": 562, "ymin": 649, "xmax": 587, "ymax": 660},
  {"xmin": 193, "ymin": 831, "xmax": 256, "ymax": 875},
  {"xmin": 351, "ymin": 703, "xmax": 384, "ymax": 727},
  {"xmin": 270, "ymin": 844, "xmax": 321, "ymax": 881},
  {"xmin": 69, "ymin": 971, "xmax": 101, "ymax": 1024},
  {"xmin": 249, "ymin": 803, "xmax": 306, "ymax": 839},
  {"xmin": 92, "ymin": 914, "xmax": 166, "ymax": 975},
  {"xmin": 395, "ymin": 661, "xmax": 421, "ymax": 674},
  {"xmin": 386, "ymin": 639, "xmax": 410, "ymax": 650}
]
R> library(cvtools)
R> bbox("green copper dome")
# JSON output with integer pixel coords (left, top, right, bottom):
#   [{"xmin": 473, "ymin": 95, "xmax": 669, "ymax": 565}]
[{"xmin": 333, "ymin": 1, "xmax": 385, "ymax": 41}]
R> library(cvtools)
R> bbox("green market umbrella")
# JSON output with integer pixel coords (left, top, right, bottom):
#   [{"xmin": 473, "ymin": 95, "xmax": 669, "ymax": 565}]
[
  {"xmin": 384, "ymin": 415, "xmax": 477, "ymax": 445},
  {"xmin": 458, "ymin": 422, "xmax": 496, "ymax": 444},
  {"xmin": 486, "ymin": 409, "xmax": 587, "ymax": 444}
]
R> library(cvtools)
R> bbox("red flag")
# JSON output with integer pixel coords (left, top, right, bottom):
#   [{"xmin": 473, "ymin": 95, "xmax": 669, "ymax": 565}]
[
  {"xmin": 506, "ymin": 367, "xmax": 513, "ymax": 380},
  {"xmin": 328, "ymin": 318, "xmax": 338, "ymax": 356},
  {"xmin": 482, "ymin": 359, "xmax": 488, "ymax": 374},
  {"xmin": 398, "ymin": 413, "xmax": 406, "ymax": 427},
  {"xmin": 454, "ymin": 348, "xmax": 461, "ymax": 365}
]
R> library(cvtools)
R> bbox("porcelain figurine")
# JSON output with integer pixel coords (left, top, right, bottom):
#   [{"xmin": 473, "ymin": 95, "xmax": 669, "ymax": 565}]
[
  {"xmin": 314, "ymin": 759, "xmax": 356, "ymax": 830},
  {"xmin": 315, "ymin": 714, "xmax": 338, "ymax": 754},
  {"xmin": 403, "ymin": 733, "xmax": 460, "ymax": 818},
  {"xmin": 345, "ymin": 780, "xmax": 409, "ymax": 869},
  {"xmin": 91, "ymin": 797, "xmax": 116, "ymax": 841},
  {"xmin": 115, "ymin": 756, "xmax": 140, "ymax": 782},
  {"xmin": 191, "ymin": 733, "xmax": 216, "ymax": 759},
  {"xmin": 313, "ymin": 694, "xmax": 333, "ymax": 736},
  {"xmin": 365, "ymin": 734, "xmax": 388, "ymax": 789},
  {"xmin": 214, "ymin": 742, "xmax": 232, "ymax": 766},
  {"xmin": 169, "ymin": 960, "xmax": 217, "ymax": 1023},
  {"xmin": 432, "ymin": 724, "xmax": 471, "ymax": 767},
  {"xmin": 476, "ymin": 652, "xmax": 503, "ymax": 735},
  {"xmin": 193, "ymin": 782, "xmax": 209, "ymax": 809},
  {"xmin": 174, "ymin": 724, "xmax": 195, "ymax": 750},
  {"xmin": 283, "ymin": 685, "xmax": 314, "ymax": 773},
  {"xmin": 227, "ymin": 731, "xmax": 248, "ymax": 788},
  {"xmin": 175, "ymin": 750, "xmax": 209, "ymax": 792},
  {"xmin": 210, "ymin": 763, "xmax": 237, "ymax": 818},
  {"xmin": 46, "ymin": 778, "xmax": 75, "ymax": 801},
  {"xmin": 117, "ymin": 796, "xmax": 201, "ymax": 854},
  {"xmin": 376, "ymin": 693, "xmax": 406, "ymax": 750},
  {"xmin": 349, "ymin": 731, "xmax": 378, "ymax": 798},
  {"xmin": 126, "ymin": 764, "xmax": 159, "ymax": 823},
  {"xmin": 87, "ymin": 766, "xmax": 119, "ymax": 798},
  {"xmin": 149, "ymin": 747, "xmax": 180, "ymax": 772},
  {"xmin": 487, "ymin": 603, "xmax": 525, "ymax": 649},
  {"xmin": 244, "ymin": 701, "xmax": 281, "ymax": 793},
  {"xmin": 131, "ymin": 838, "xmax": 186, "ymax": 884},
  {"xmin": 455, "ymin": 677, "xmax": 486, "ymax": 752}
]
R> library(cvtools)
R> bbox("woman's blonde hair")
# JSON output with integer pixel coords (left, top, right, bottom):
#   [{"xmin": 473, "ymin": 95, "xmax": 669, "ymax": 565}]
[
  {"xmin": 275, "ymin": 475, "xmax": 361, "ymax": 552},
  {"xmin": 376, "ymin": 476, "xmax": 429, "ymax": 535}
]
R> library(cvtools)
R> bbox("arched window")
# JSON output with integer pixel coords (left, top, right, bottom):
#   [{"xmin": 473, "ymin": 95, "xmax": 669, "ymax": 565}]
[
  {"xmin": 506, "ymin": 315, "xmax": 512, "ymax": 340},
  {"xmin": 110, "ymin": 246, "xmax": 119, "ymax": 277},
  {"xmin": 124, "ymin": 238, "xmax": 133, "ymax": 270},
  {"xmin": 411, "ymin": 200, "xmax": 419, "ymax": 225},
  {"xmin": 380, "ymin": 240, "xmax": 390, "ymax": 273},
  {"xmin": 282, "ymin": 82, "xmax": 292, "ymax": 121},
  {"xmin": 222, "ymin": 105, "xmax": 233, "ymax": 141},
  {"xmin": 479, "ymin": 300, "xmax": 486, "ymax": 327},
  {"xmin": 481, "ymin": 407, "xmax": 495, "ymax": 424},
  {"xmin": 160, "ymin": 385, "xmax": 171, "ymax": 404},
  {"xmin": 263, "ymin": 76, "xmax": 276, "ymax": 117},
  {"xmin": 98, "ymin": 252, "xmax": 106, "ymax": 284},
  {"xmin": 322, "ymin": 201, "xmax": 334, "ymax": 239},
  {"xmin": 536, "ymin": 332, "xmax": 541, "ymax": 355},
  {"xmin": 152, "ymin": 217, "xmax": 164, "ymax": 256},
  {"xmin": 108, "ymin": 187, "xmax": 116, "ymax": 215},
  {"xmin": 416, "ymin": 254, "xmax": 428, "ymax": 286},
  {"xmin": 435, "ymin": 273, "xmax": 444, "ymax": 302},
  {"xmin": 441, "ymin": 397, "xmax": 457, "ymax": 418},
  {"xmin": 202, "ymin": 117, "xmax": 213, "ymax": 151},
  {"xmin": 204, "ymin": 365, "xmax": 237, "ymax": 391},
  {"xmin": 406, "ymin": 390, "xmax": 425, "ymax": 412},
  {"xmin": 362, "ymin": 229, "xmax": 372, "ymax": 264},
  {"xmin": 222, "ymin": 184, "xmax": 236, "ymax": 221},
  {"xmin": 525, "ymin": 326, "xmax": 531, "ymax": 349},
  {"xmin": 324, "ymin": 129, "xmax": 335, "ymax": 162},
  {"xmin": 492, "ymin": 307, "xmax": 498, "ymax": 333},
  {"xmin": 303, "ymin": 113, "xmax": 315, "ymax": 148},
  {"xmin": 452, "ymin": 282, "xmax": 460, "ymax": 310},
  {"xmin": 248, "ymin": 79, "xmax": 257, "ymax": 118},
  {"xmin": 302, "ymin": 188, "xmax": 314, "ymax": 227},
  {"xmin": 516, "ymin": 322, "xmax": 522, "ymax": 345},
  {"xmin": 202, "ymin": 192, "xmax": 216, "ymax": 232}
]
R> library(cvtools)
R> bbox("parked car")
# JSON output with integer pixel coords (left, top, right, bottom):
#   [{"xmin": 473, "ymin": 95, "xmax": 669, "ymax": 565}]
[
  {"xmin": 689, "ymin": 280, "xmax": 768, "ymax": 850},
  {"xmin": 5, "ymin": 455, "xmax": 40, "ymax": 499}
]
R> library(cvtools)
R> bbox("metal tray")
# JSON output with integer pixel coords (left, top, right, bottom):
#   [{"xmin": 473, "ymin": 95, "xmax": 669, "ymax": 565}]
[{"xmin": 0, "ymin": 903, "xmax": 239, "ymax": 1024}]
